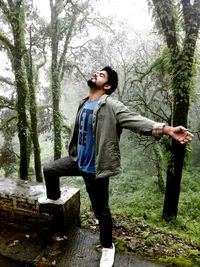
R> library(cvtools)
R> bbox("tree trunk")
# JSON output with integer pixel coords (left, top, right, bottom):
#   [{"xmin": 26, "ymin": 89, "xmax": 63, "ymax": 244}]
[
  {"xmin": 163, "ymin": 140, "xmax": 186, "ymax": 220},
  {"xmin": 153, "ymin": 144, "xmax": 165, "ymax": 194},
  {"xmin": 24, "ymin": 52, "xmax": 43, "ymax": 183},
  {"xmin": 12, "ymin": 55, "xmax": 29, "ymax": 180},
  {"xmin": 51, "ymin": 63, "xmax": 62, "ymax": 160},
  {"xmin": 163, "ymin": 60, "xmax": 191, "ymax": 220},
  {"xmin": 11, "ymin": 1, "xmax": 29, "ymax": 180},
  {"xmin": 152, "ymin": 0, "xmax": 200, "ymax": 220},
  {"xmin": 50, "ymin": 0, "xmax": 62, "ymax": 160}
]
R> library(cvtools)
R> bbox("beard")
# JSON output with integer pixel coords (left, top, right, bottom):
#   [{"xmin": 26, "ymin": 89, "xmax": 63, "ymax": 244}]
[{"xmin": 87, "ymin": 79, "xmax": 96, "ymax": 88}]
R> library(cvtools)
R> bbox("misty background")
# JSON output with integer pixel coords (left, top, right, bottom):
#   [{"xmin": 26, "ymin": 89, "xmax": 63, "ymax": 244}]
[{"xmin": 0, "ymin": 1, "xmax": 200, "ymax": 265}]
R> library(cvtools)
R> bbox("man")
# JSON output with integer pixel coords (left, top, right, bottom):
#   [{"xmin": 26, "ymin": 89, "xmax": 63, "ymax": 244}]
[{"xmin": 41, "ymin": 66, "xmax": 193, "ymax": 267}]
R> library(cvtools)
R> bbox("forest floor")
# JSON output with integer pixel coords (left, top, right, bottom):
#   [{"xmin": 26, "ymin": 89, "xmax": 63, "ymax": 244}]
[
  {"xmin": 59, "ymin": 168, "xmax": 200, "ymax": 267},
  {"xmin": 0, "ymin": 210, "xmax": 199, "ymax": 267},
  {"xmin": 0, "ymin": 223, "xmax": 164, "ymax": 267},
  {"xmin": 82, "ymin": 210, "xmax": 200, "ymax": 267}
]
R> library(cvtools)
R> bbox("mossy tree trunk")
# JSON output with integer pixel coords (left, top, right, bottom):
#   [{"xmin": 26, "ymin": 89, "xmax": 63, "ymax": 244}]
[
  {"xmin": 0, "ymin": 0, "xmax": 29, "ymax": 180},
  {"xmin": 24, "ymin": 46, "xmax": 43, "ymax": 183},
  {"xmin": 11, "ymin": 1, "xmax": 30, "ymax": 180},
  {"xmin": 151, "ymin": 0, "xmax": 200, "ymax": 220},
  {"xmin": 50, "ymin": 0, "xmax": 65, "ymax": 160},
  {"xmin": 49, "ymin": 0, "xmax": 78, "ymax": 160},
  {"xmin": 153, "ymin": 144, "xmax": 165, "ymax": 194}
]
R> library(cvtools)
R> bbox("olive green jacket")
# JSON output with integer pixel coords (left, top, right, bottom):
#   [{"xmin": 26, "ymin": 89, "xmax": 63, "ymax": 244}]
[{"xmin": 68, "ymin": 94, "xmax": 164, "ymax": 178}]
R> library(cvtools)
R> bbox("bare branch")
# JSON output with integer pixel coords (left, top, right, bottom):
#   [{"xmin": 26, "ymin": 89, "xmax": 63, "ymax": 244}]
[
  {"xmin": 0, "ymin": 31, "xmax": 14, "ymax": 51},
  {"xmin": 58, "ymin": 11, "xmax": 77, "ymax": 75},
  {"xmin": 69, "ymin": 39, "xmax": 94, "ymax": 50},
  {"xmin": 71, "ymin": 64, "xmax": 87, "ymax": 81},
  {"xmin": 130, "ymin": 58, "xmax": 163, "ymax": 88},
  {"xmin": 36, "ymin": 56, "xmax": 47, "ymax": 72},
  {"xmin": 0, "ymin": 75, "xmax": 14, "ymax": 86},
  {"xmin": 137, "ymin": 93, "xmax": 168, "ymax": 122},
  {"xmin": 0, "ymin": 95, "xmax": 15, "ymax": 110},
  {"xmin": 86, "ymin": 17, "xmax": 115, "ymax": 35}
]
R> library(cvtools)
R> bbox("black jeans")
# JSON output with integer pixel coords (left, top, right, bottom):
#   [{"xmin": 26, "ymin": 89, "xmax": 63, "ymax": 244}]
[{"xmin": 43, "ymin": 156, "xmax": 112, "ymax": 248}]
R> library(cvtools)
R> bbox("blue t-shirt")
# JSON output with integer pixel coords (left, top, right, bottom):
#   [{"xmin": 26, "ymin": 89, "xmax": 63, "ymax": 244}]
[{"xmin": 77, "ymin": 99, "xmax": 99, "ymax": 174}]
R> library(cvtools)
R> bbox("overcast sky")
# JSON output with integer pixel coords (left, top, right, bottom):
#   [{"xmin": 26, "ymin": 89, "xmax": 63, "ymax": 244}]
[
  {"xmin": 0, "ymin": 0, "xmax": 153, "ymax": 79},
  {"xmin": 34, "ymin": 0, "xmax": 153, "ymax": 31}
]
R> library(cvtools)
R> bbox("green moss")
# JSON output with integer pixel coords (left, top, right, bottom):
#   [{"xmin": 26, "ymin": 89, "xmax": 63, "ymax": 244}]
[
  {"xmin": 187, "ymin": 249, "xmax": 200, "ymax": 257},
  {"xmin": 158, "ymin": 256, "xmax": 198, "ymax": 267},
  {"xmin": 113, "ymin": 237, "xmax": 129, "ymax": 254}
]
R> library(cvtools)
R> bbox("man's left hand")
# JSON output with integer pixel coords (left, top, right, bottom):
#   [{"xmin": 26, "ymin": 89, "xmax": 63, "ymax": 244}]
[{"xmin": 163, "ymin": 125, "xmax": 193, "ymax": 144}]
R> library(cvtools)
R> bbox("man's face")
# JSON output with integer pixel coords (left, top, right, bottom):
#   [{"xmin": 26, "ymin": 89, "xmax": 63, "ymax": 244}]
[{"xmin": 87, "ymin": 70, "xmax": 109, "ymax": 89}]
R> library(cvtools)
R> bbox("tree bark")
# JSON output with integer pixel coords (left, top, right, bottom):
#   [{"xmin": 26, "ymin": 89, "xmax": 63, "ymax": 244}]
[
  {"xmin": 50, "ymin": 0, "xmax": 62, "ymax": 160},
  {"xmin": 24, "ymin": 51, "xmax": 43, "ymax": 183},
  {"xmin": 10, "ymin": 0, "xmax": 29, "ymax": 180},
  {"xmin": 153, "ymin": 144, "xmax": 165, "ymax": 194}
]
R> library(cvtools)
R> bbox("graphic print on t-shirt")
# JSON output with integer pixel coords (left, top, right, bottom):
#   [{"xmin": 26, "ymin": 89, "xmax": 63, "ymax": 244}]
[
  {"xmin": 77, "ymin": 99, "xmax": 99, "ymax": 174},
  {"xmin": 78, "ymin": 108, "xmax": 93, "ymax": 146}
]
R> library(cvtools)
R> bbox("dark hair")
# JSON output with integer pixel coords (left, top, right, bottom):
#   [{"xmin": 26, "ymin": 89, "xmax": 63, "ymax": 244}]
[{"xmin": 101, "ymin": 66, "xmax": 118, "ymax": 95}]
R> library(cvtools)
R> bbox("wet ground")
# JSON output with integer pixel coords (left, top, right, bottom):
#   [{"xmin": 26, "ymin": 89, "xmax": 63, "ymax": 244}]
[{"xmin": 0, "ymin": 224, "xmax": 165, "ymax": 267}]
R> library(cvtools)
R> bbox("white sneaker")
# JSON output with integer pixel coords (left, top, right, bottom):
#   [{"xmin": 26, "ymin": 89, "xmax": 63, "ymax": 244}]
[
  {"xmin": 38, "ymin": 196, "xmax": 63, "ymax": 205},
  {"xmin": 100, "ymin": 243, "xmax": 115, "ymax": 267}
]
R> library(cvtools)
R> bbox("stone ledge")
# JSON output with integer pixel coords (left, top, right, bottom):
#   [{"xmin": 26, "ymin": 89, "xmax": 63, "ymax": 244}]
[{"xmin": 0, "ymin": 177, "xmax": 80, "ymax": 234}]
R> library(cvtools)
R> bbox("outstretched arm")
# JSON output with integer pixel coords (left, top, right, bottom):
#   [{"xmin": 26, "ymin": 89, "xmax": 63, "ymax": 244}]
[{"xmin": 162, "ymin": 126, "xmax": 193, "ymax": 144}]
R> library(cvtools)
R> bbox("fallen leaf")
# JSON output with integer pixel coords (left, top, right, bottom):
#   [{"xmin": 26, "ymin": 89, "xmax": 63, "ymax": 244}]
[
  {"xmin": 8, "ymin": 240, "xmax": 19, "ymax": 247},
  {"xmin": 52, "ymin": 260, "xmax": 56, "ymax": 265}
]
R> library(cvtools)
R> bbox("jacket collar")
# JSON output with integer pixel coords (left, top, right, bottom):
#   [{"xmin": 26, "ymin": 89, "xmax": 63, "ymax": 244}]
[
  {"xmin": 80, "ymin": 94, "xmax": 109, "ymax": 106},
  {"xmin": 79, "ymin": 96, "xmax": 89, "ymax": 107},
  {"xmin": 98, "ymin": 94, "xmax": 109, "ymax": 104}
]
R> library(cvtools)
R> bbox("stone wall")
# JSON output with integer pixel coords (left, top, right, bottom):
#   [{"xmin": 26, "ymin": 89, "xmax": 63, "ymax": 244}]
[{"xmin": 0, "ymin": 177, "xmax": 80, "ymax": 234}]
